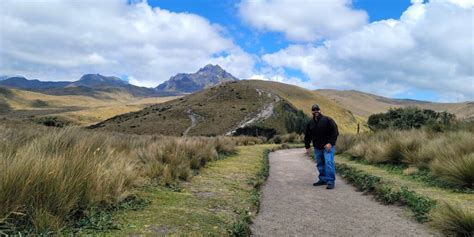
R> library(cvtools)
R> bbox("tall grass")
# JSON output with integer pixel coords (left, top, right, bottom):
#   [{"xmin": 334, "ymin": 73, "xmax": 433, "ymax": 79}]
[
  {"xmin": 431, "ymin": 153, "xmax": 474, "ymax": 188},
  {"xmin": 0, "ymin": 124, "xmax": 258, "ymax": 234},
  {"xmin": 433, "ymin": 204, "xmax": 474, "ymax": 236},
  {"xmin": 339, "ymin": 129, "xmax": 474, "ymax": 188},
  {"xmin": 269, "ymin": 132, "xmax": 303, "ymax": 144}
]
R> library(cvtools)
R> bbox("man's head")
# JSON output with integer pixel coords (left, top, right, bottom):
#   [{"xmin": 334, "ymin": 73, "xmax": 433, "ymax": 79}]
[{"xmin": 311, "ymin": 104, "xmax": 321, "ymax": 117}]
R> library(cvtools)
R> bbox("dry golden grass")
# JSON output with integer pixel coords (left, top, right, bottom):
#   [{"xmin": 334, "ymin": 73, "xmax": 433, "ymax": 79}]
[
  {"xmin": 340, "ymin": 129, "xmax": 474, "ymax": 188},
  {"xmin": 433, "ymin": 203, "xmax": 474, "ymax": 236},
  {"xmin": 0, "ymin": 123, "xmax": 262, "ymax": 234},
  {"xmin": 0, "ymin": 87, "xmax": 180, "ymax": 125},
  {"xmin": 317, "ymin": 89, "xmax": 474, "ymax": 120}
]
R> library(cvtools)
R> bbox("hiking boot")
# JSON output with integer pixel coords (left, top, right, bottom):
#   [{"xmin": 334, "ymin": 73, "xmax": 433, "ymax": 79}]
[
  {"xmin": 313, "ymin": 180, "xmax": 326, "ymax": 186},
  {"xmin": 326, "ymin": 183, "xmax": 335, "ymax": 189}
]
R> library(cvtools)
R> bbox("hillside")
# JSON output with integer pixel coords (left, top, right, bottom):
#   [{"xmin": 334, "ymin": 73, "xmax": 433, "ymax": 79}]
[
  {"xmin": 0, "ymin": 87, "xmax": 179, "ymax": 125},
  {"xmin": 317, "ymin": 89, "xmax": 474, "ymax": 119},
  {"xmin": 156, "ymin": 64, "xmax": 239, "ymax": 94},
  {"xmin": 90, "ymin": 80, "xmax": 363, "ymax": 135}
]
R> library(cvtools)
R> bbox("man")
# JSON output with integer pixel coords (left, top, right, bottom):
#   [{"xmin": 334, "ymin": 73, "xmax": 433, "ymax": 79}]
[{"xmin": 304, "ymin": 104, "xmax": 339, "ymax": 189}]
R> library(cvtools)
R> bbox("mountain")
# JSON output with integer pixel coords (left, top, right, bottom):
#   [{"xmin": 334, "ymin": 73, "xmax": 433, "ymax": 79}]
[
  {"xmin": 68, "ymin": 74, "xmax": 128, "ymax": 88},
  {"xmin": 90, "ymin": 80, "xmax": 364, "ymax": 136},
  {"xmin": 0, "ymin": 74, "xmax": 168, "ymax": 98},
  {"xmin": 155, "ymin": 64, "xmax": 239, "ymax": 94},
  {"xmin": 317, "ymin": 89, "xmax": 474, "ymax": 119},
  {"xmin": 0, "ymin": 76, "xmax": 69, "ymax": 89}
]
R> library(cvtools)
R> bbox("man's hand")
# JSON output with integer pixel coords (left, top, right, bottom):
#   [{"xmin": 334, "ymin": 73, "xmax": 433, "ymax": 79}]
[
  {"xmin": 324, "ymin": 143, "xmax": 332, "ymax": 151},
  {"xmin": 306, "ymin": 148, "xmax": 312, "ymax": 156}
]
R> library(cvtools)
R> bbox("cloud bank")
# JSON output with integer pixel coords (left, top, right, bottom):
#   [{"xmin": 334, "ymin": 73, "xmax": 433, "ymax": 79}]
[
  {"xmin": 0, "ymin": 0, "xmax": 255, "ymax": 87},
  {"xmin": 245, "ymin": 0, "xmax": 473, "ymax": 101}
]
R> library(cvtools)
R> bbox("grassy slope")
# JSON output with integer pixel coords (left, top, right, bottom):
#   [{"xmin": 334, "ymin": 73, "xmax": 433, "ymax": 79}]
[
  {"xmin": 248, "ymin": 80, "xmax": 366, "ymax": 133},
  {"xmin": 317, "ymin": 89, "xmax": 474, "ymax": 119},
  {"xmin": 91, "ymin": 81, "xmax": 272, "ymax": 135},
  {"xmin": 0, "ymin": 87, "xmax": 179, "ymax": 125},
  {"xmin": 108, "ymin": 144, "xmax": 277, "ymax": 236},
  {"xmin": 93, "ymin": 80, "xmax": 362, "ymax": 135},
  {"xmin": 336, "ymin": 155, "xmax": 474, "ymax": 213}
]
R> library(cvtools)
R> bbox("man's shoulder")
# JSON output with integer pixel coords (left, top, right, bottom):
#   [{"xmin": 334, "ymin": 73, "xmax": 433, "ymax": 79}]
[{"xmin": 322, "ymin": 115, "xmax": 336, "ymax": 123}]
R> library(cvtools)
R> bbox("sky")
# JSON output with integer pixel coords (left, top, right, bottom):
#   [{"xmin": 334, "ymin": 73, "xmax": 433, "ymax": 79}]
[{"xmin": 0, "ymin": 0, "xmax": 472, "ymax": 102}]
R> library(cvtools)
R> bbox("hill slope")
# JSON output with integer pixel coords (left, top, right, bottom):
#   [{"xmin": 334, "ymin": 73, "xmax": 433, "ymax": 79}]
[
  {"xmin": 317, "ymin": 89, "xmax": 474, "ymax": 119},
  {"xmin": 90, "ymin": 80, "xmax": 362, "ymax": 135},
  {"xmin": 0, "ymin": 86, "xmax": 179, "ymax": 125}
]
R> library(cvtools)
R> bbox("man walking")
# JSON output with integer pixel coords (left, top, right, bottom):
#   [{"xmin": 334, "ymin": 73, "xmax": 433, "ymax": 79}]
[{"xmin": 304, "ymin": 104, "xmax": 339, "ymax": 189}]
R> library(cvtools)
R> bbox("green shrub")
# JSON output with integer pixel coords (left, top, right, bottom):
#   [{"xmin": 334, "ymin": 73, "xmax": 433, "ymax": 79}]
[{"xmin": 368, "ymin": 107, "xmax": 455, "ymax": 131}]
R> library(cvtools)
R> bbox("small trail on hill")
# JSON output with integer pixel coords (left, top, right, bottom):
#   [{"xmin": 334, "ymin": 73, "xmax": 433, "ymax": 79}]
[
  {"xmin": 183, "ymin": 108, "xmax": 202, "ymax": 136},
  {"xmin": 251, "ymin": 148, "xmax": 439, "ymax": 237}
]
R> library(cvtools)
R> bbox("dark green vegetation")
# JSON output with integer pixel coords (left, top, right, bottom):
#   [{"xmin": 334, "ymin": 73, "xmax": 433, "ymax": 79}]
[
  {"xmin": 32, "ymin": 116, "xmax": 74, "ymax": 127},
  {"xmin": 0, "ymin": 122, "xmax": 268, "ymax": 235},
  {"xmin": 337, "ymin": 164, "xmax": 436, "ymax": 222},
  {"xmin": 368, "ymin": 107, "xmax": 455, "ymax": 131}
]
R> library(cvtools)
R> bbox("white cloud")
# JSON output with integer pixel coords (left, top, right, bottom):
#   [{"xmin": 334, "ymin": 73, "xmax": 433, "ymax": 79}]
[
  {"xmin": 239, "ymin": 0, "xmax": 368, "ymax": 41},
  {"xmin": 261, "ymin": 0, "xmax": 474, "ymax": 102},
  {"xmin": 0, "ymin": 0, "xmax": 255, "ymax": 87}
]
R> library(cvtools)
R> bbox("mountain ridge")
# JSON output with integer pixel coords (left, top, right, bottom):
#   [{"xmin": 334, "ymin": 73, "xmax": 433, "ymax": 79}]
[{"xmin": 155, "ymin": 64, "xmax": 239, "ymax": 94}]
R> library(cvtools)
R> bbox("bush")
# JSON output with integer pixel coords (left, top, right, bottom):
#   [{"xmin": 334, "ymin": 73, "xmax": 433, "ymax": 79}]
[
  {"xmin": 33, "ymin": 116, "xmax": 72, "ymax": 127},
  {"xmin": 234, "ymin": 125, "xmax": 276, "ymax": 139},
  {"xmin": 368, "ymin": 107, "xmax": 455, "ymax": 131}
]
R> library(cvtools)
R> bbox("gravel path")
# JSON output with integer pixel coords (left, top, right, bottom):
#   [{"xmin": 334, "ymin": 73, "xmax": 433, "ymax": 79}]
[{"xmin": 251, "ymin": 148, "xmax": 439, "ymax": 237}]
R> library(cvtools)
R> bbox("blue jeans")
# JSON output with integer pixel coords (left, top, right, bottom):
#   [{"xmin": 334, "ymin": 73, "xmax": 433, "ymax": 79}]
[{"xmin": 314, "ymin": 146, "xmax": 336, "ymax": 185}]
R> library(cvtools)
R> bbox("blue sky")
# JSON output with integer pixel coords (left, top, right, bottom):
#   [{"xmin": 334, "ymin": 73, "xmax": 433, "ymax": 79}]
[
  {"xmin": 0, "ymin": 0, "xmax": 472, "ymax": 102},
  {"xmin": 145, "ymin": 0, "xmax": 460, "ymax": 102}
]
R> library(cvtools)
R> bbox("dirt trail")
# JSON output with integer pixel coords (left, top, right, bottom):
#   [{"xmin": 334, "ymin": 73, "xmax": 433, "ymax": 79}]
[
  {"xmin": 251, "ymin": 148, "xmax": 439, "ymax": 237},
  {"xmin": 183, "ymin": 108, "xmax": 201, "ymax": 136}
]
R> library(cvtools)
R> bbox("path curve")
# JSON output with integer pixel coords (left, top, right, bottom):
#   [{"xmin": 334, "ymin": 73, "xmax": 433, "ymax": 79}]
[{"xmin": 251, "ymin": 148, "xmax": 439, "ymax": 237}]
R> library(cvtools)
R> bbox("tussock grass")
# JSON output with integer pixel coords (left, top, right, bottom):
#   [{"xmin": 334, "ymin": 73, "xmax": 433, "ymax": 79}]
[
  {"xmin": 269, "ymin": 132, "xmax": 303, "ymax": 144},
  {"xmin": 0, "ymin": 123, "xmax": 259, "ymax": 234},
  {"xmin": 335, "ymin": 133, "xmax": 358, "ymax": 154},
  {"xmin": 340, "ymin": 129, "xmax": 474, "ymax": 188},
  {"xmin": 431, "ymin": 153, "xmax": 474, "ymax": 188},
  {"xmin": 433, "ymin": 203, "xmax": 474, "ymax": 236}
]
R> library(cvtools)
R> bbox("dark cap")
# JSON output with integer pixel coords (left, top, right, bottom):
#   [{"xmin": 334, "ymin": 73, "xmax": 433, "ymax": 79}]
[{"xmin": 311, "ymin": 104, "xmax": 320, "ymax": 111}]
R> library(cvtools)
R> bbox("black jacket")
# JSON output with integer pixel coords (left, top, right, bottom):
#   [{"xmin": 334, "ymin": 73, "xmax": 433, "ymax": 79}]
[{"xmin": 304, "ymin": 114, "xmax": 339, "ymax": 149}]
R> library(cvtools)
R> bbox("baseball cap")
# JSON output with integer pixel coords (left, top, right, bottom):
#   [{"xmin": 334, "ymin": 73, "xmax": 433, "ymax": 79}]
[{"xmin": 311, "ymin": 104, "xmax": 320, "ymax": 111}]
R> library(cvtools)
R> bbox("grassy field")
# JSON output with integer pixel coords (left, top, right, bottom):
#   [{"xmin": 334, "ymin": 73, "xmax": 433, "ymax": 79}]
[
  {"xmin": 0, "ymin": 122, "xmax": 269, "ymax": 235},
  {"xmin": 107, "ymin": 144, "xmax": 278, "ymax": 236},
  {"xmin": 0, "ymin": 87, "xmax": 180, "ymax": 125}
]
